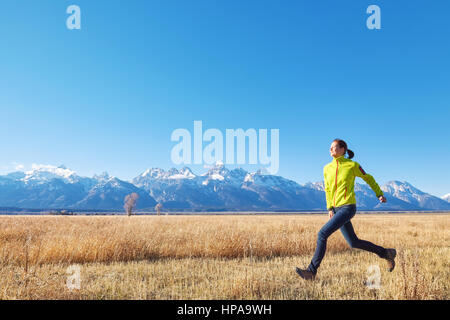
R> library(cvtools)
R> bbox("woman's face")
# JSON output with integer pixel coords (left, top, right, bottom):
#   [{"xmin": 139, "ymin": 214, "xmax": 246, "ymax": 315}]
[{"xmin": 330, "ymin": 141, "xmax": 345, "ymax": 158}]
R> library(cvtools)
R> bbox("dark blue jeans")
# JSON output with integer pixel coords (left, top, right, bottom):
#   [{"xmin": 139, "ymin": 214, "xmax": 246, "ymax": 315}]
[{"xmin": 307, "ymin": 204, "xmax": 387, "ymax": 275}]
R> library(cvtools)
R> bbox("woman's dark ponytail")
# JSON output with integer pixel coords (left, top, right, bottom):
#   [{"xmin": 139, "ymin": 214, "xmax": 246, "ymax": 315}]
[
  {"xmin": 333, "ymin": 139, "xmax": 355, "ymax": 159},
  {"xmin": 346, "ymin": 149, "xmax": 354, "ymax": 159}
]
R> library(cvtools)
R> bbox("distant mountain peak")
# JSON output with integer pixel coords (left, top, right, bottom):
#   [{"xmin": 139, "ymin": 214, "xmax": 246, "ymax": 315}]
[
  {"xmin": 22, "ymin": 164, "xmax": 78, "ymax": 184},
  {"xmin": 137, "ymin": 167, "xmax": 196, "ymax": 180},
  {"xmin": 139, "ymin": 168, "xmax": 166, "ymax": 179},
  {"xmin": 214, "ymin": 160, "xmax": 224, "ymax": 167},
  {"xmin": 202, "ymin": 161, "xmax": 229, "ymax": 180},
  {"xmin": 94, "ymin": 171, "xmax": 110, "ymax": 179},
  {"xmin": 304, "ymin": 181, "xmax": 325, "ymax": 191},
  {"xmin": 27, "ymin": 163, "xmax": 76, "ymax": 175},
  {"xmin": 382, "ymin": 180, "xmax": 425, "ymax": 195},
  {"xmin": 174, "ymin": 167, "xmax": 196, "ymax": 179}
]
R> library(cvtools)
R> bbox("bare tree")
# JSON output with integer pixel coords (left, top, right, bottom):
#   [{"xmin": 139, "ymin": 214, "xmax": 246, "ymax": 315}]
[
  {"xmin": 124, "ymin": 193, "xmax": 139, "ymax": 216},
  {"xmin": 155, "ymin": 203, "xmax": 162, "ymax": 216}
]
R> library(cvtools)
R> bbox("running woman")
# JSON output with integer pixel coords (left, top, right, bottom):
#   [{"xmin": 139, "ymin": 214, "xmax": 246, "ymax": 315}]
[{"xmin": 295, "ymin": 139, "xmax": 397, "ymax": 280}]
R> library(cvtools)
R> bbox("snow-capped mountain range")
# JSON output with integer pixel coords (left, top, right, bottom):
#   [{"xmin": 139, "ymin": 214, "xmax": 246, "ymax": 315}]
[{"xmin": 0, "ymin": 163, "xmax": 449, "ymax": 211}]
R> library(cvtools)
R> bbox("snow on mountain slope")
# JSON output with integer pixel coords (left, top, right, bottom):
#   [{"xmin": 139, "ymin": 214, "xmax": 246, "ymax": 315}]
[
  {"xmin": 72, "ymin": 176, "xmax": 156, "ymax": 210},
  {"xmin": 441, "ymin": 194, "xmax": 450, "ymax": 203},
  {"xmin": 303, "ymin": 181, "xmax": 324, "ymax": 191}
]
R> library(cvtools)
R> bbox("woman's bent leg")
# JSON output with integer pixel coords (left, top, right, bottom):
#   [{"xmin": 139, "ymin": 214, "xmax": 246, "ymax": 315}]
[
  {"xmin": 307, "ymin": 205, "xmax": 356, "ymax": 274},
  {"xmin": 340, "ymin": 221, "xmax": 387, "ymax": 258}
]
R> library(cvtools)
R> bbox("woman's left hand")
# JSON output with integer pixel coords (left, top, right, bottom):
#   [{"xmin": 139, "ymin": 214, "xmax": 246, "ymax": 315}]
[{"xmin": 379, "ymin": 195, "xmax": 387, "ymax": 203}]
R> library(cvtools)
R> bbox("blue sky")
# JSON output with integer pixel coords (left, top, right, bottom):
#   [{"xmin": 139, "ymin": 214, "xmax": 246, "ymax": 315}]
[{"xmin": 0, "ymin": 1, "xmax": 449, "ymax": 196}]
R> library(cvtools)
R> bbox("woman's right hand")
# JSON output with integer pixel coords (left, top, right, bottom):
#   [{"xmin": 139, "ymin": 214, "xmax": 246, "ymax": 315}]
[{"xmin": 328, "ymin": 210, "xmax": 334, "ymax": 219}]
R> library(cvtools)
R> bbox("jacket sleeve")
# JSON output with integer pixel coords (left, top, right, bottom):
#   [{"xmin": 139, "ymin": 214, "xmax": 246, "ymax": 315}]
[
  {"xmin": 353, "ymin": 161, "xmax": 384, "ymax": 198},
  {"xmin": 323, "ymin": 166, "xmax": 333, "ymax": 210}
]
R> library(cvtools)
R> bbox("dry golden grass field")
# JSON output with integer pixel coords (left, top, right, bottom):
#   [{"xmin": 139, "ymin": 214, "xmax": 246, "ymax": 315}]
[{"xmin": 0, "ymin": 213, "xmax": 448, "ymax": 300}]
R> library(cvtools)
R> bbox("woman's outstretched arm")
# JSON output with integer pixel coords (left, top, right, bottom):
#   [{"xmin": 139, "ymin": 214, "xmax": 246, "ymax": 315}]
[{"xmin": 353, "ymin": 161, "xmax": 386, "ymax": 202}]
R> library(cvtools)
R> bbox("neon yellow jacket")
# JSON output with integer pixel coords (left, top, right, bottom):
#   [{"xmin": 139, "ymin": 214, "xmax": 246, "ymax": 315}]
[{"xmin": 324, "ymin": 155, "xmax": 384, "ymax": 210}]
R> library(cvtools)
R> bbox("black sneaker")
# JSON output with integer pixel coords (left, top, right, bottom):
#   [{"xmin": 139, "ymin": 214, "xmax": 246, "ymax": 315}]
[
  {"xmin": 383, "ymin": 248, "xmax": 397, "ymax": 272},
  {"xmin": 295, "ymin": 267, "xmax": 316, "ymax": 280}
]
